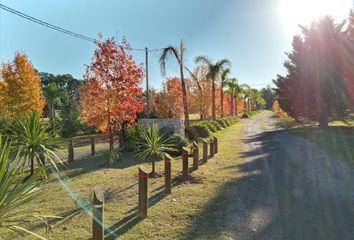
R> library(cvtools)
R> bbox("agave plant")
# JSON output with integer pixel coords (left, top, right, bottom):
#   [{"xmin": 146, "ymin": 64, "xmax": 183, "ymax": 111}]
[
  {"xmin": 11, "ymin": 111, "xmax": 64, "ymax": 178},
  {"xmin": 0, "ymin": 136, "xmax": 50, "ymax": 239},
  {"xmin": 135, "ymin": 124, "xmax": 177, "ymax": 176}
]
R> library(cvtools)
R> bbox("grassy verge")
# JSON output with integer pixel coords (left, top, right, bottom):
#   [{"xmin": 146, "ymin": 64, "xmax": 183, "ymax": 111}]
[{"xmin": 4, "ymin": 122, "xmax": 244, "ymax": 239}]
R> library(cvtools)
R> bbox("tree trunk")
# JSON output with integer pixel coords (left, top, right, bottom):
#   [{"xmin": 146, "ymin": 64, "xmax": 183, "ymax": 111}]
[
  {"xmin": 180, "ymin": 54, "xmax": 190, "ymax": 129},
  {"xmin": 235, "ymin": 98, "xmax": 238, "ymax": 117},
  {"xmin": 151, "ymin": 158, "xmax": 156, "ymax": 175},
  {"xmin": 212, "ymin": 77, "xmax": 216, "ymax": 119},
  {"xmin": 109, "ymin": 126, "xmax": 114, "ymax": 151},
  {"xmin": 230, "ymin": 94, "xmax": 234, "ymax": 116},
  {"xmin": 30, "ymin": 156, "xmax": 34, "ymax": 176},
  {"xmin": 220, "ymin": 87, "xmax": 224, "ymax": 118},
  {"xmin": 319, "ymin": 109, "xmax": 329, "ymax": 129}
]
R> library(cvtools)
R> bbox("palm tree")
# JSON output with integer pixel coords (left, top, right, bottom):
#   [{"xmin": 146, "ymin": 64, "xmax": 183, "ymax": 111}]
[
  {"xmin": 159, "ymin": 41, "xmax": 190, "ymax": 129},
  {"xmin": 135, "ymin": 124, "xmax": 176, "ymax": 176},
  {"xmin": 0, "ymin": 136, "xmax": 49, "ymax": 239},
  {"xmin": 195, "ymin": 56, "xmax": 231, "ymax": 119},
  {"xmin": 43, "ymin": 82, "xmax": 67, "ymax": 130},
  {"xmin": 227, "ymin": 78, "xmax": 242, "ymax": 116},
  {"xmin": 12, "ymin": 111, "xmax": 64, "ymax": 178},
  {"xmin": 241, "ymin": 84, "xmax": 251, "ymax": 112},
  {"xmin": 220, "ymin": 68, "xmax": 231, "ymax": 117}
]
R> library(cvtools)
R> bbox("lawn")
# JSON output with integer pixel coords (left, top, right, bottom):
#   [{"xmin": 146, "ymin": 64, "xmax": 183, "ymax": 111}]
[
  {"xmin": 288, "ymin": 125, "xmax": 354, "ymax": 165},
  {"xmin": 4, "ymin": 122, "xmax": 245, "ymax": 239}
]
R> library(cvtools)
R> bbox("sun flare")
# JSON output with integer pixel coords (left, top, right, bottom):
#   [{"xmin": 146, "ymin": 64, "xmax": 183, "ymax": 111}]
[{"xmin": 278, "ymin": 0, "xmax": 352, "ymax": 31}]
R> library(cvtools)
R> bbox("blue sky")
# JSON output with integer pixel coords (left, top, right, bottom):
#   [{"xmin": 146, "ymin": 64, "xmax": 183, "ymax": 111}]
[{"xmin": 0, "ymin": 0, "xmax": 352, "ymax": 89}]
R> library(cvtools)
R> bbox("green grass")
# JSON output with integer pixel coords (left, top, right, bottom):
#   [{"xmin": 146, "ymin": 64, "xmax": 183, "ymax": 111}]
[
  {"xmin": 3, "ymin": 122, "xmax": 245, "ymax": 239},
  {"xmin": 189, "ymin": 113, "xmax": 200, "ymax": 120},
  {"xmin": 288, "ymin": 126, "xmax": 354, "ymax": 165}
]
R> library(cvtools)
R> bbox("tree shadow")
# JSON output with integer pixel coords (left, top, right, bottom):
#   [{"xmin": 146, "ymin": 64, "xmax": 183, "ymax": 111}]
[{"xmin": 182, "ymin": 129, "xmax": 354, "ymax": 240}]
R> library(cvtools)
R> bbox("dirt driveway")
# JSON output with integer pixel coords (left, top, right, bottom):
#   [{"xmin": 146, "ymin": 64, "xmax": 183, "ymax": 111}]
[{"xmin": 219, "ymin": 111, "xmax": 354, "ymax": 240}]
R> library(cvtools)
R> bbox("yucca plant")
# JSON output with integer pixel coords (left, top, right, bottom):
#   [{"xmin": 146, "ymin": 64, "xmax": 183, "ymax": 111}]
[
  {"xmin": 11, "ymin": 111, "xmax": 64, "ymax": 178},
  {"xmin": 135, "ymin": 124, "xmax": 177, "ymax": 177},
  {"xmin": 0, "ymin": 136, "xmax": 50, "ymax": 239}
]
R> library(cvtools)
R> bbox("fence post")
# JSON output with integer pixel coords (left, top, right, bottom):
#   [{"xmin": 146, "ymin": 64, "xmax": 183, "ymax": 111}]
[
  {"xmin": 164, "ymin": 154, "xmax": 172, "ymax": 194},
  {"xmin": 92, "ymin": 188, "xmax": 104, "ymax": 240},
  {"xmin": 213, "ymin": 136, "xmax": 218, "ymax": 154},
  {"xmin": 202, "ymin": 139, "xmax": 208, "ymax": 163},
  {"xmin": 138, "ymin": 167, "xmax": 148, "ymax": 219},
  {"xmin": 209, "ymin": 138, "xmax": 214, "ymax": 158},
  {"xmin": 91, "ymin": 137, "xmax": 96, "ymax": 156},
  {"xmin": 193, "ymin": 141, "xmax": 199, "ymax": 170},
  {"xmin": 181, "ymin": 147, "xmax": 189, "ymax": 179},
  {"xmin": 68, "ymin": 139, "xmax": 74, "ymax": 162}
]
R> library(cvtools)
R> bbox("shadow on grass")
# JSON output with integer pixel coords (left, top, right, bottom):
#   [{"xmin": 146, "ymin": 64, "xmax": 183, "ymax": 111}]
[{"xmin": 181, "ymin": 129, "xmax": 354, "ymax": 240}]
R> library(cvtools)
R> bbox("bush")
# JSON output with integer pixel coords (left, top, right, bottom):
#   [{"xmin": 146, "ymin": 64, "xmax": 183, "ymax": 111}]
[
  {"xmin": 187, "ymin": 124, "xmax": 210, "ymax": 140},
  {"xmin": 202, "ymin": 121, "xmax": 217, "ymax": 132},
  {"xmin": 210, "ymin": 120, "xmax": 222, "ymax": 131},
  {"xmin": 104, "ymin": 149, "xmax": 120, "ymax": 167},
  {"xmin": 168, "ymin": 134, "xmax": 188, "ymax": 155},
  {"xmin": 123, "ymin": 125, "xmax": 145, "ymax": 152},
  {"xmin": 216, "ymin": 118, "xmax": 228, "ymax": 128}
]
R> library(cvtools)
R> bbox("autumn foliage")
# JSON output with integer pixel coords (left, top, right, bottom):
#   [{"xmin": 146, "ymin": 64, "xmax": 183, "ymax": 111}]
[
  {"xmin": 80, "ymin": 37, "xmax": 144, "ymax": 147},
  {"xmin": 0, "ymin": 53, "xmax": 45, "ymax": 120}
]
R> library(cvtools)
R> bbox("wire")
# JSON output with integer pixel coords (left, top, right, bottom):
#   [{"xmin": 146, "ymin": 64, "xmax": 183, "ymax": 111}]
[
  {"xmin": 0, "ymin": 3, "xmax": 163, "ymax": 52},
  {"xmin": 0, "ymin": 4, "xmax": 99, "ymax": 43}
]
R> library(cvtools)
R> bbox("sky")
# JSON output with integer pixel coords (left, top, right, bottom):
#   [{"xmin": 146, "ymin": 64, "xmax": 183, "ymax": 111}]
[{"xmin": 0, "ymin": 0, "xmax": 352, "ymax": 90}]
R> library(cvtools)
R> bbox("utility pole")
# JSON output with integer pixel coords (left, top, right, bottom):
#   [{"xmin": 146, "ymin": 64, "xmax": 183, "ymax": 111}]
[{"xmin": 145, "ymin": 47, "xmax": 150, "ymax": 113}]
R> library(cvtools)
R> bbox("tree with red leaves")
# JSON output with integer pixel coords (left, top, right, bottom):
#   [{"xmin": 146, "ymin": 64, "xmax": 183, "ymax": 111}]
[{"xmin": 80, "ymin": 37, "xmax": 144, "ymax": 149}]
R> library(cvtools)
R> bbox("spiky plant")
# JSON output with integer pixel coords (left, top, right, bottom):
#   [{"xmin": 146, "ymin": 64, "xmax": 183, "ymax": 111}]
[
  {"xmin": 12, "ymin": 111, "xmax": 64, "ymax": 178},
  {"xmin": 135, "ymin": 124, "xmax": 177, "ymax": 176},
  {"xmin": 0, "ymin": 136, "xmax": 52, "ymax": 239}
]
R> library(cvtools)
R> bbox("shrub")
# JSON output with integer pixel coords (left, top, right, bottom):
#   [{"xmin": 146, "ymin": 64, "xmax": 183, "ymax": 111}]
[
  {"xmin": 210, "ymin": 120, "xmax": 222, "ymax": 131},
  {"xmin": 186, "ymin": 126, "xmax": 199, "ymax": 140},
  {"xmin": 104, "ymin": 149, "xmax": 120, "ymax": 167},
  {"xmin": 193, "ymin": 124, "xmax": 210, "ymax": 138},
  {"xmin": 168, "ymin": 134, "xmax": 188, "ymax": 155},
  {"xmin": 202, "ymin": 121, "xmax": 217, "ymax": 132},
  {"xmin": 216, "ymin": 118, "xmax": 228, "ymax": 128},
  {"xmin": 124, "ymin": 125, "xmax": 145, "ymax": 151}
]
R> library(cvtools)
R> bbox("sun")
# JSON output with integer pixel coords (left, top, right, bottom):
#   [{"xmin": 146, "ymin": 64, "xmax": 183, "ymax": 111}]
[{"xmin": 278, "ymin": 0, "xmax": 352, "ymax": 31}]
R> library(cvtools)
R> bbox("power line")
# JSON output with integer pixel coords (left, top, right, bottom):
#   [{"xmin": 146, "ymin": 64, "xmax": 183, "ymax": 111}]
[{"xmin": 0, "ymin": 3, "xmax": 162, "ymax": 52}]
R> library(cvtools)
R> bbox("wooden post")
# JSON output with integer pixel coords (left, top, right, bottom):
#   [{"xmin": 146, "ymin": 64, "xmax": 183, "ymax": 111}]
[
  {"xmin": 193, "ymin": 141, "xmax": 199, "ymax": 170},
  {"xmin": 92, "ymin": 188, "xmax": 104, "ymax": 240},
  {"xmin": 138, "ymin": 167, "xmax": 148, "ymax": 219},
  {"xmin": 209, "ymin": 138, "xmax": 214, "ymax": 158},
  {"xmin": 202, "ymin": 139, "xmax": 208, "ymax": 162},
  {"xmin": 68, "ymin": 139, "xmax": 74, "ymax": 162},
  {"xmin": 91, "ymin": 137, "xmax": 96, "ymax": 156},
  {"xmin": 164, "ymin": 154, "xmax": 172, "ymax": 194},
  {"xmin": 213, "ymin": 136, "xmax": 218, "ymax": 154},
  {"xmin": 181, "ymin": 147, "xmax": 189, "ymax": 179}
]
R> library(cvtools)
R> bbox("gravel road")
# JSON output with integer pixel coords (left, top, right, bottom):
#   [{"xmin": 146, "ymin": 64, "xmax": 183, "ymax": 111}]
[{"xmin": 220, "ymin": 111, "xmax": 354, "ymax": 240}]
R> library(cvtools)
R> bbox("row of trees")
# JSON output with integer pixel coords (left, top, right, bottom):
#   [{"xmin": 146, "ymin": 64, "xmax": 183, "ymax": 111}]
[
  {"xmin": 0, "ymin": 36, "xmax": 271, "ymax": 145},
  {"xmin": 273, "ymin": 12, "xmax": 354, "ymax": 128}
]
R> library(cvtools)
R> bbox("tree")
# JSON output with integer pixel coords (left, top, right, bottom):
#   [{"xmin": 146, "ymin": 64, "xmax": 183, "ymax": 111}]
[
  {"xmin": 195, "ymin": 56, "xmax": 231, "ymax": 119},
  {"xmin": 274, "ymin": 17, "xmax": 352, "ymax": 128},
  {"xmin": 80, "ymin": 37, "xmax": 144, "ymax": 149},
  {"xmin": 43, "ymin": 82, "xmax": 68, "ymax": 130},
  {"xmin": 241, "ymin": 84, "xmax": 251, "ymax": 112},
  {"xmin": 159, "ymin": 41, "xmax": 190, "ymax": 129},
  {"xmin": 227, "ymin": 78, "xmax": 242, "ymax": 116},
  {"xmin": 60, "ymin": 100, "xmax": 81, "ymax": 138},
  {"xmin": 261, "ymin": 85, "xmax": 276, "ymax": 110},
  {"xmin": 0, "ymin": 53, "xmax": 45, "ymax": 120},
  {"xmin": 12, "ymin": 111, "xmax": 63, "ymax": 178},
  {"xmin": 165, "ymin": 77, "xmax": 184, "ymax": 117},
  {"xmin": 220, "ymin": 68, "xmax": 231, "ymax": 117}
]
